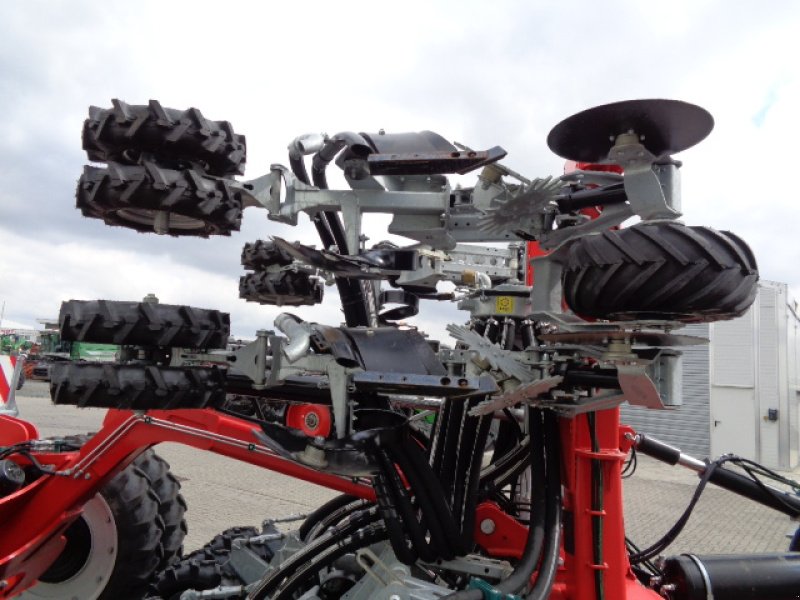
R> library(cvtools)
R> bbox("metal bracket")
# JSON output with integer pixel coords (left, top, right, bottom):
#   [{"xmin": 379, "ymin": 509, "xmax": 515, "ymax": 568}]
[
  {"xmin": 327, "ymin": 362, "xmax": 351, "ymax": 439},
  {"xmin": 608, "ymin": 134, "xmax": 680, "ymax": 220},
  {"xmin": 230, "ymin": 330, "xmax": 270, "ymax": 390}
]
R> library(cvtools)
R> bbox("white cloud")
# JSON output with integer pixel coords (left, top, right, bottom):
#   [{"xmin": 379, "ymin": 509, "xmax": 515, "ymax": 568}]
[{"xmin": 2, "ymin": 0, "xmax": 800, "ymax": 340}]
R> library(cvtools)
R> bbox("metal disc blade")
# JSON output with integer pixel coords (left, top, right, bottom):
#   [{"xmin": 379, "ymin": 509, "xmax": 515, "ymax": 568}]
[
  {"xmin": 537, "ymin": 330, "xmax": 707, "ymax": 347},
  {"xmin": 546, "ymin": 99, "xmax": 714, "ymax": 162}
]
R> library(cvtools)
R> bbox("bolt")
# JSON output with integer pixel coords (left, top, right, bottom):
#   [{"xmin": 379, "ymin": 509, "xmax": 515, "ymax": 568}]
[
  {"xmin": 479, "ymin": 518, "xmax": 496, "ymax": 535},
  {"xmin": 305, "ymin": 413, "xmax": 319, "ymax": 429}
]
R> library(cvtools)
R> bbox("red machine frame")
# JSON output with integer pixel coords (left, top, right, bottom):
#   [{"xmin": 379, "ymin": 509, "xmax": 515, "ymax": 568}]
[{"xmin": 0, "ymin": 402, "xmax": 660, "ymax": 600}]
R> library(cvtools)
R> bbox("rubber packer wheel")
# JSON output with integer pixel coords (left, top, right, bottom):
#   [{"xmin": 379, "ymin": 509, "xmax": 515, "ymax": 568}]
[
  {"xmin": 60, "ymin": 299, "xmax": 230, "ymax": 349},
  {"xmin": 562, "ymin": 222, "xmax": 758, "ymax": 322},
  {"xmin": 149, "ymin": 525, "xmax": 281, "ymax": 599},
  {"xmin": 241, "ymin": 239, "xmax": 294, "ymax": 270},
  {"xmin": 50, "ymin": 363, "xmax": 227, "ymax": 410},
  {"xmin": 83, "ymin": 99, "xmax": 246, "ymax": 177},
  {"xmin": 239, "ymin": 270, "xmax": 324, "ymax": 306},
  {"xmin": 77, "ymin": 161, "xmax": 242, "ymax": 237},
  {"xmin": 134, "ymin": 451, "xmax": 189, "ymax": 570},
  {"xmin": 22, "ymin": 463, "xmax": 163, "ymax": 600},
  {"xmin": 53, "ymin": 439, "xmax": 187, "ymax": 573}
]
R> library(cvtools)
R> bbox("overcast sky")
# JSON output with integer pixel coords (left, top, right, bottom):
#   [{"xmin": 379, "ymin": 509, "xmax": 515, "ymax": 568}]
[{"xmin": 1, "ymin": 0, "xmax": 798, "ymax": 342}]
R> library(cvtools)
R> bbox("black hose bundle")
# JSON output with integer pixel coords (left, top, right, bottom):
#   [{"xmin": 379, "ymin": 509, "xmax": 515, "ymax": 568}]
[
  {"xmin": 443, "ymin": 408, "xmax": 562, "ymax": 600},
  {"xmin": 494, "ymin": 408, "xmax": 547, "ymax": 596},
  {"xmin": 286, "ymin": 133, "xmax": 376, "ymax": 327},
  {"xmin": 430, "ymin": 396, "xmax": 495, "ymax": 552},
  {"xmin": 526, "ymin": 410, "xmax": 562, "ymax": 600},
  {"xmin": 299, "ymin": 494, "xmax": 367, "ymax": 542},
  {"xmin": 248, "ymin": 506, "xmax": 384, "ymax": 600},
  {"xmin": 369, "ymin": 424, "xmax": 465, "ymax": 564}
]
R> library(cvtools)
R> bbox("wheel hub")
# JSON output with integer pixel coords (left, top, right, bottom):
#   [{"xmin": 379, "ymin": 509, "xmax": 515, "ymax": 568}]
[{"xmin": 19, "ymin": 494, "xmax": 118, "ymax": 600}]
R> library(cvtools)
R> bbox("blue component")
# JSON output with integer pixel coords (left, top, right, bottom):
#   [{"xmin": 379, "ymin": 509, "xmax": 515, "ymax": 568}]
[{"xmin": 467, "ymin": 578, "xmax": 523, "ymax": 600}]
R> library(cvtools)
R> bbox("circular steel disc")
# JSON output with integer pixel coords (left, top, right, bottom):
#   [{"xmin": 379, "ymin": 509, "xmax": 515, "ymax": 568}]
[
  {"xmin": 546, "ymin": 99, "xmax": 714, "ymax": 163},
  {"xmin": 538, "ymin": 330, "xmax": 707, "ymax": 347}
]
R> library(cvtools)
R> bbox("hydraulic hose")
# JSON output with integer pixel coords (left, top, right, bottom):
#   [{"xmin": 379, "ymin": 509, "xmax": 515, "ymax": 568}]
[
  {"xmin": 249, "ymin": 506, "xmax": 381, "ymax": 599},
  {"xmin": 299, "ymin": 493, "xmax": 358, "ymax": 541},
  {"xmin": 309, "ymin": 133, "xmax": 376, "ymax": 327},
  {"xmin": 481, "ymin": 436, "xmax": 532, "ymax": 493},
  {"xmin": 371, "ymin": 454, "xmax": 419, "ymax": 565},
  {"xmin": 452, "ymin": 405, "xmax": 480, "ymax": 530},
  {"xmin": 443, "ymin": 410, "xmax": 556, "ymax": 600},
  {"xmin": 311, "ymin": 132, "xmax": 371, "ymax": 190},
  {"xmin": 287, "ymin": 135, "xmax": 339, "ymax": 253},
  {"xmin": 375, "ymin": 446, "xmax": 436, "ymax": 563},
  {"xmin": 458, "ymin": 413, "xmax": 493, "ymax": 550},
  {"xmin": 635, "ymin": 433, "xmax": 800, "ymax": 518},
  {"xmin": 390, "ymin": 442, "xmax": 458, "ymax": 559},
  {"xmin": 436, "ymin": 398, "xmax": 467, "ymax": 506},
  {"xmin": 495, "ymin": 408, "xmax": 547, "ymax": 596},
  {"xmin": 527, "ymin": 410, "xmax": 562, "ymax": 600},
  {"xmin": 271, "ymin": 522, "xmax": 389, "ymax": 600},
  {"xmin": 430, "ymin": 397, "xmax": 452, "ymax": 473}
]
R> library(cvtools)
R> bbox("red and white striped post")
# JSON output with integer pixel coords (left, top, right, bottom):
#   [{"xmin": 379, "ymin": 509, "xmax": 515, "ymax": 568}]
[{"xmin": 0, "ymin": 355, "xmax": 21, "ymax": 416}]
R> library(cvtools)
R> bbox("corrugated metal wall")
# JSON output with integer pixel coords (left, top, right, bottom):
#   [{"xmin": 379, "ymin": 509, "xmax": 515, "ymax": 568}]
[
  {"xmin": 758, "ymin": 285, "xmax": 780, "ymax": 467},
  {"xmin": 620, "ymin": 323, "xmax": 711, "ymax": 458},
  {"xmin": 788, "ymin": 304, "xmax": 800, "ymax": 467}
]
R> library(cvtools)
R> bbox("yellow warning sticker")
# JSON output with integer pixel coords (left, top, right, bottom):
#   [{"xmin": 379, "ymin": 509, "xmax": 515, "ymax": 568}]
[{"xmin": 494, "ymin": 296, "xmax": 514, "ymax": 314}]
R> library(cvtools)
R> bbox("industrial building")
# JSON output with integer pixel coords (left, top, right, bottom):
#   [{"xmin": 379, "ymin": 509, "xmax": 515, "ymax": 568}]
[{"xmin": 622, "ymin": 281, "xmax": 800, "ymax": 470}]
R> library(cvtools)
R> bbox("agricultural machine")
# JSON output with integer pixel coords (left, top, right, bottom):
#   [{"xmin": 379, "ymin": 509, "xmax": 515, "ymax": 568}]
[{"xmin": 1, "ymin": 97, "xmax": 798, "ymax": 600}]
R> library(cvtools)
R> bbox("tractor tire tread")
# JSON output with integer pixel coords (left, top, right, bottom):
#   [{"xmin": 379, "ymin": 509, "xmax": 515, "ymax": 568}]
[
  {"xmin": 147, "ymin": 558, "xmax": 225, "ymax": 600},
  {"xmin": 562, "ymin": 222, "xmax": 758, "ymax": 322},
  {"xmin": 135, "ymin": 452, "xmax": 189, "ymax": 569},
  {"xmin": 76, "ymin": 161, "xmax": 242, "ymax": 237},
  {"xmin": 241, "ymin": 240, "xmax": 294, "ymax": 270},
  {"xmin": 83, "ymin": 99, "xmax": 246, "ymax": 176},
  {"xmin": 97, "ymin": 465, "xmax": 165, "ymax": 599},
  {"xmin": 59, "ymin": 299, "xmax": 230, "ymax": 349},
  {"xmin": 239, "ymin": 271, "xmax": 323, "ymax": 306},
  {"xmin": 50, "ymin": 363, "xmax": 227, "ymax": 410}
]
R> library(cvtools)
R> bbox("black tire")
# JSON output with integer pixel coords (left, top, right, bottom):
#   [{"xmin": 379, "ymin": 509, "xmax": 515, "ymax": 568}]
[
  {"xmin": 135, "ymin": 452, "xmax": 189, "ymax": 570},
  {"xmin": 83, "ymin": 99, "xmax": 246, "ymax": 177},
  {"xmin": 239, "ymin": 270, "xmax": 324, "ymax": 306},
  {"xmin": 77, "ymin": 161, "xmax": 242, "ymax": 237},
  {"xmin": 147, "ymin": 559, "xmax": 224, "ymax": 600},
  {"xmin": 189, "ymin": 525, "xmax": 277, "ymax": 576},
  {"xmin": 46, "ymin": 436, "xmax": 188, "ymax": 575},
  {"xmin": 562, "ymin": 222, "xmax": 759, "ymax": 322},
  {"xmin": 25, "ymin": 464, "xmax": 163, "ymax": 600},
  {"xmin": 60, "ymin": 299, "xmax": 230, "ymax": 349},
  {"xmin": 149, "ymin": 526, "xmax": 279, "ymax": 599},
  {"xmin": 50, "ymin": 363, "xmax": 227, "ymax": 410},
  {"xmin": 241, "ymin": 240, "xmax": 294, "ymax": 270}
]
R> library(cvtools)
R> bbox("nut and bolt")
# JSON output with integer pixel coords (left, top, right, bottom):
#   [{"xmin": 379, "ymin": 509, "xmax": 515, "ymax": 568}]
[
  {"xmin": 479, "ymin": 518, "xmax": 496, "ymax": 535},
  {"xmin": 305, "ymin": 413, "xmax": 319, "ymax": 430}
]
